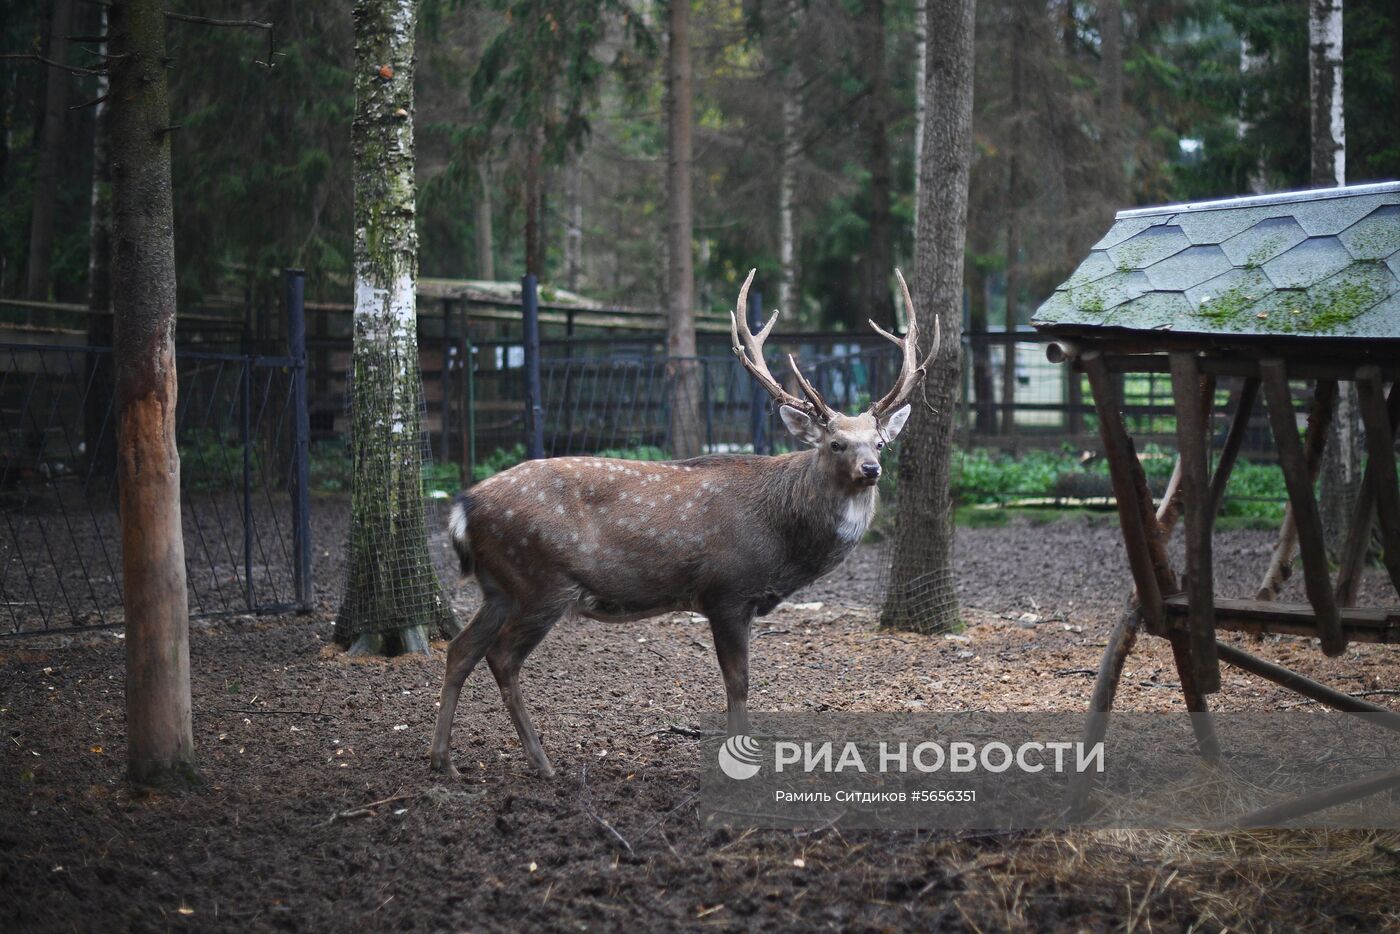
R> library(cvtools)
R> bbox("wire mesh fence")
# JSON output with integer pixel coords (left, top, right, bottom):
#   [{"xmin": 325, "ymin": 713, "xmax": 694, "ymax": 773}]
[{"xmin": 0, "ymin": 342, "xmax": 310, "ymax": 637}]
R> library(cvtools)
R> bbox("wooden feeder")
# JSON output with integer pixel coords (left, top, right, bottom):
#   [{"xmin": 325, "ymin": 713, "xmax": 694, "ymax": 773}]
[{"xmin": 1032, "ymin": 182, "xmax": 1400, "ymax": 822}]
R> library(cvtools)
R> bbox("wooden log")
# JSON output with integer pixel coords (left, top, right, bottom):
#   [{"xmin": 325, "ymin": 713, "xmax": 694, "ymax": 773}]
[
  {"xmin": 1355, "ymin": 369, "xmax": 1400, "ymax": 598},
  {"xmin": 1222, "ymin": 768, "xmax": 1400, "ymax": 830},
  {"xmin": 1169, "ymin": 352, "xmax": 1220, "ymax": 694},
  {"xmin": 1082, "ymin": 353, "xmax": 1168, "ymax": 632},
  {"xmin": 1336, "ymin": 378, "xmax": 1400, "ymax": 605},
  {"xmin": 1068, "ymin": 599, "xmax": 1143, "ymax": 817},
  {"xmin": 1260, "ymin": 362, "xmax": 1346, "ymax": 656},
  {"xmin": 1215, "ymin": 641, "xmax": 1400, "ymax": 726},
  {"xmin": 1257, "ymin": 380, "xmax": 1337, "ymax": 601},
  {"xmin": 1208, "ymin": 377, "xmax": 1259, "ymax": 519},
  {"xmin": 1164, "ymin": 593, "xmax": 1400, "ymax": 643}
]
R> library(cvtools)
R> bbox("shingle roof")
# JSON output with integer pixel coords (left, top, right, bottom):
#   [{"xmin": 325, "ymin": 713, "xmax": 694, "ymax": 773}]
[{"xmin": 1032, "ymin": 182, "xmax": 1400, "ymax": 339}]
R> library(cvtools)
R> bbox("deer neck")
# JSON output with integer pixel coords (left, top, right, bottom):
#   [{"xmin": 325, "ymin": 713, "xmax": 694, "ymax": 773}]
[{"xmin": 768, "ymin": 449, "xmax": 878, "ymax": 547}]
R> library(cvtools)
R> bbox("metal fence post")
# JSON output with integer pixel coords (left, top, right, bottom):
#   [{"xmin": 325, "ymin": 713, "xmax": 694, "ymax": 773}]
[
  {"xmin": 747, "ymin": 289, "xmax": 767, "ymax": 454},
  {"xmin": 284, "ymin": 268, "xmax": 312, "ymax": 612},
  {"xmin": 521, "ymin": 274, "xmax": 545, "ymax": 459}
]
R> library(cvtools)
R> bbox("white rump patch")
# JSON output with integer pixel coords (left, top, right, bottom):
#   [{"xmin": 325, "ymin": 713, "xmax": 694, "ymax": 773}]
[
  {"xmin": 837, "ymin": 491, "xmax": 877, "ymax": 544},
  {"xmin": 448, "ymin": 500, "xmax": 468, "ymax": 543}
]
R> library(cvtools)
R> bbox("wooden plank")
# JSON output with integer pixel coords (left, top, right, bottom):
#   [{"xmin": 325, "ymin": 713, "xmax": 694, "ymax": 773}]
[
  {"xmin": 1163, "ymin": 594, "xmax": 1400, "ymax": 642},
  {"xmin": 1170, "ymin": 351, "xmax": 1220, "ymax": 694},
  {"xmin": 1207, "ymin": 377, "xmax": 1259, "ymax": 519},
  {"xmin": 1355, "ymin": 369, "xmax": 1400, "ymax": 598},
  {"xmin": 1098, "ymin": 353, "xmax": 1400, "ymax": 382},
  {"xmin": 1082, "ymin": 353, "xmax": 1167, "ymax": 632},
  {"xmin": 1337, "ymin": 377, "xmax": 1400, "ymax": 604},
  {"xmin": 1257, "ymin": 379, "xmax": 1336, "ymax": 601},
  {"xmin": 1222, "ymin": 768, "xmax": 1400, "ymax": 830},
  {"xmin": 1259, "ymin": 361, "xmax": 1347, "ymax": 656},
  {"xmin": 1215, "ymin": 641, "xmax": 1400, "ymax": 724}
]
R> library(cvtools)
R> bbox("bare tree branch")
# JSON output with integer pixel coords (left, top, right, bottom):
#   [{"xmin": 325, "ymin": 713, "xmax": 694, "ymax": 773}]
[{"xmin": 0, "ymin": 53, "xmax": 101, "ymax": 77}]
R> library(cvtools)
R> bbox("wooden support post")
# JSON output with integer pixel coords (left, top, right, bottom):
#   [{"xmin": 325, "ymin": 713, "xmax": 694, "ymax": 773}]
[
  {"xmin": 1355, "ymin": 369, "xmax": 1400, "ymax": 597},
  {"xmin": 1337, "ymin": 377, "xmax": 1400, "ymax": 604},
  {"xmin": 1216, "ymin": 642, "xmax": 1400, "ymax": 726},
  {"xmin": 1223, "ymin": 768, "xmax": 1400, "ymax": 830},
  {"xmin": 1257, "ymin": 380, "xmax": 1337, "ymax": 601},
  {"xmin": 1260, "ymin": 362, "xmax": 1347, "ymax": 656},
  {"xmin": 1208, "ymin": 377, "xmax": 1259, "ymax": 519},
  {"xmin": 1170, "ymin": 351, "xmax": 1220, "ymax": 695},
  {"xmin": 1082, "ymin": 353, "xmax": 1169, "ymax": 632}
]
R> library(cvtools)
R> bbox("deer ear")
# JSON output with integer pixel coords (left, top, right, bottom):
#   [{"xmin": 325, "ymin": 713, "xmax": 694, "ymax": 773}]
[
  {"xmin": 779, "ymin": 404, "xmax": 824, "ymax": 444},
  {"xmin": 879, "ymin": 404, "xmax": 912, "ymax": 440}
]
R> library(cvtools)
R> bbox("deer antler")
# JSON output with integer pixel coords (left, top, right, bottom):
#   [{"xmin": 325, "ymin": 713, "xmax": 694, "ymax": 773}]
[
  {"xmin": 868, "ymin": 268, "xmax": 940, "ymax": 419},
  {"xmin": 730, "ymin": 269, "xmax": 838, "ymax": 423}
]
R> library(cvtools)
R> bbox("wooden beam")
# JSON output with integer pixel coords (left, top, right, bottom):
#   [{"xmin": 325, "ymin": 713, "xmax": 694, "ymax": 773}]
[
  {"xmin": 1221, "ymin": 768, "xmax": 1400, "ymax": 829},
  {"xmin": 1260, "ymin": 362, "xmax": 1347, "ymax": 656},
  {"xmin": 1337, "ymin": 377, "xmax": 1400, "ymax": 605},
  {"xmin": 1082, "ymin": 353, "xmax": 1168, "ymax": 632},
  {"xmin": 1257, "ymin": 379, "xmax": 1336, "ymax": 602},
  {"xmin": 1215, "ymin": 641, "xmax": 1400, "ymax": 725},
  {"xmin": 1208, "ymin": 377, "xmax": 1259, "ymax": 519},
  {"xmin": 1170, "ymin": 351, "xmax": 1220, "ymax": 694},
  {"xmin": 1164, "ymin": 593, "xmax": 1400, "ymax": 643},
  {"xmin": 1355, "ymin": 369, "xmax": 1400, "ymax": 598}
]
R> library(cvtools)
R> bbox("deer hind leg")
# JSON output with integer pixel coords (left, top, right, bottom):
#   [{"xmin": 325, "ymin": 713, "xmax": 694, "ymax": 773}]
[
  {"xmin": 486, "ymin": 609, "xmax": 563, "ymax": 778},
  {"xmin": 705, "ymin": 603, "xmax": 754, "ymax": 736},
  {"xmin": 431, "ymin": 596, "xmax": 510, "ymax": 779}
]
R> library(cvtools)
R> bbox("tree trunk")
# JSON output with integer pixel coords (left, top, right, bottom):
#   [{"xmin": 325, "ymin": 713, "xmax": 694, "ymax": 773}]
[
  {"xmin": 911, "ymin": 0, "xmax": 927, "ymax": 235},
  {"xmin": 1238, "ymin": 38, "xmax": 1270, "ymax": 195},
  {"xmin": 857, "ymin": 0, "xmax": 895, "ymax": 329},
  {"xmin": 666, "ymin": 0, "xmax": 702, "ymax": 459},
  {"xmin": 1098, "ymin": 0, "xmax": 1125, "ymax": 206},
  {"xmin": 564, "ymin": 156, "xmax": 583, "ymax": 291},
  {"xmin": 108, "ymin": 0, "xmax": 195, "ymax": 787},
  {"xmin": 1310, "ymin": 0, "xmax": 1356, "ymax": 558},
  {"xmin": 968, "ymin": 264, "xmax": 995, "ymax": 435},
  {"xmin": 881, "ymin": 0, "xmax": 974, "ymax": 634},
  {"xmin": 86, "ymin": 6, "xmax": 116, "ymax": 479},
  {"xmin": 776, "ymin": 0, "xmax": 802, "ymax": 315},
  {"xmin": 25, "ymin": 0, "xmax": 76, "ymax": 301},
  {"xmin": 1001, "ymin": 2, "xmax": 1025, "ymax": 437},
  {"xmin": 475, "ymin": 161, "xmax": 495, "ymax": 280},
  {"xmin": 335, "ymin": 0, "xmax": 457, "ymax": 655},
  {"xmin": 523, "ymin": 128, "xmax": 544, "ymax": 277}
]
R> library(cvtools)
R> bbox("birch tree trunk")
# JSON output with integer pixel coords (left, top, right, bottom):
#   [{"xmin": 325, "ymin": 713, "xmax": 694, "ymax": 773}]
[
  {"xmin": 25, "ymin": 0, "xmax": 76, "ymax": 300},
  {"xmin": 86, "ymin": 6, "xmax": 116, "ymax": 477},
  {"xmin": 1001, "ymin": 1, "xmax": 1025, "ymax": 436},
  {"xmin": 1310, "ymin": 0, "xmax": 1357, "ymax": 559},
  {"xmin": 564, "ymin": 157, "xmax": 583, "ymax": 291},
  {"xmin": 666, "ymin": 0, "xmax": 702, "ymax": 459},
  {"xmin": 856, "ymin": 0, "xmax": 895, "ymax": 329},
  {"xmin": 777, "ymin": 0, "xmax": 803, "ymax": 316},
  {"xmin": 108, "ymin": 0, "xmax": 195, "ymax": 786},
  {"xmin": 335, "ymin": 0, "xmax": 457, "ymax": 655},
  {"xmin": 881, "ymin": 0, "xmax": 974, "ymax": 634},
  {"xmin": 1238, "ymin": 38, "xmax": 1270, "ymax": 195},
  {"xmin": 475, "ymin": 161, "xmax": 495, "ymax": 280},
  {"xmin": 1098, "ymin": 0, "xmax": 1125, "ymax": 206},
  {"xmin": 911, "ymin": 0, "xmax": 927, "ymax": 236}
]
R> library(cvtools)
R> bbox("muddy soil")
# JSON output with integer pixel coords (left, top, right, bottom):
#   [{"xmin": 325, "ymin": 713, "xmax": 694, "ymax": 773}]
[{"xmin": 3, "ymin": 516, "xmax": 1399, "ymax": 932}]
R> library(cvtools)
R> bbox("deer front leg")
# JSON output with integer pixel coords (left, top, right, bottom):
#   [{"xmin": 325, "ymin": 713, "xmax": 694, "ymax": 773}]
[
  {"xmin": 705, "ymin": 603, "xmax": 754, "ymax": 736},
  {"xmin": 431, "ymin": 600, "xmax": 509, "ymax": 779}
]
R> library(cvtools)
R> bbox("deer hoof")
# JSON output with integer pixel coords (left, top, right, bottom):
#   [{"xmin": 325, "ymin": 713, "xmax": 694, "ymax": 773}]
[{"xmin": 430, "ymin": 754, "xmax": 461, "ymax": 781}]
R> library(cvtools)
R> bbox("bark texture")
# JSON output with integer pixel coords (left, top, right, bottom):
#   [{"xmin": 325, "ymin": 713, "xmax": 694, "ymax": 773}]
[
  {"xmin": 475, "ymin": 161, "xmax": 495, "ymax": 280},
  {"xmin": 25, "ymin": 0, "xmax": 76, "ymax": 300},
  {"xmin": 666, "ymin": 0, "xmax": 701, "ymax": 459},
  {"xmin": 109, "ymin": 0, "xmax": 195, "ymax": 786},
  {"xmin": 335, "ymin": 0, "xmax": 456, "ymax": 654},
  {"xmin": 856, "ymin": 0, "xmax": 895, "ymax": 329},
  {"xmin": 881, "ymin": 0, "xmax": 974, "ymax": 633},
  {"xmin": 1309, "ymin": 0, "xmax": 1357, "ymax": 557},
  {"xmin": 776, "ymin": 0, "xmax": 803, "ymax": 316}
]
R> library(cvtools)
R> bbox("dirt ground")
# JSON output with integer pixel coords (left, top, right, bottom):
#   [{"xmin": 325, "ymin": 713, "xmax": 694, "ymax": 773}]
[{"xmin": 3, "ymin": 516, "xmax": 1400, "ymax": 932}]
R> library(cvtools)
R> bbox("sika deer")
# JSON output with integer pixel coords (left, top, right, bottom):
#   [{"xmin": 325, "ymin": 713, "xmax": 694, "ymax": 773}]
[{"xmin": 431, "ymin": 269, "xmax": 937, "ymax": 778}]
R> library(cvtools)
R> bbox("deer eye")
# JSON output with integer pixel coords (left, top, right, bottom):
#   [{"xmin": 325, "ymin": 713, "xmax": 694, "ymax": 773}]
[
  {"xmin": 830, "ymin": 441, "xmax": 846, "ymax": 452},
  {"xmin": 876, "ymin": 441, "xmax": 885, "ymax": 450}
]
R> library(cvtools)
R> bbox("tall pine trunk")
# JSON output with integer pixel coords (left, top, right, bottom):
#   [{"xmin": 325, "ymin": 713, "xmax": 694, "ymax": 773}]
[
  {"xmin": 881, "ymin": 0, "xmax": 974, "ymax": 634},
  {"xmin": 911, "ymin": 0, "xmax": 926, "ymax": 234},
  {"xmin": 25, "ymin": 0, "xmax": 76, "ymax": 301},
  {"xmin": 109, "ymin": 0, "xmax": 195, "ymax": 786},
  {"xmin": 475, "ymin": 161, "xmax": 495, "ymax": 280},
  {"xmin": 666, "ymin": 0, "xmax": 702, "ymax": 459},
  {"xmin": 857, "ymin": 0, "xmax": 895, "ymax": 329},
  {"xmin": 335, "ymin": 0, "xmax": 456, "ymax": 655},
  {"xmin": 1310, "ymin": 0, "xmax": 1356, "ymax": 559},
  {"xmin": 1098, "ymin": 0, "xmax": 1124, "ymax": 206},
  {"xmin": 1001, "ymin": 2, "xmax": 1026, "ymax": 437}
]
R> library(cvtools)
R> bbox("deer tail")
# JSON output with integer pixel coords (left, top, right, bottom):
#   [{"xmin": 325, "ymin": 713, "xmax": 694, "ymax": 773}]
[{"xmin": 448, "ymin": 492, "xmax": 474, "ymax": 580}]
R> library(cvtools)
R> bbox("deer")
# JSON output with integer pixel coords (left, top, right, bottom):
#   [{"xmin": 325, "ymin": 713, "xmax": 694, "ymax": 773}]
[{"xmin": 430, "ymin": 269, "xmax": 938, "ymax": 779}]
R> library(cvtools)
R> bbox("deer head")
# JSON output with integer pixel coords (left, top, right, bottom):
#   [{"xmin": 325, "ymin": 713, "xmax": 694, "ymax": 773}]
[{"xmin": 729, "ymin": 268, "xmax": 939, "ymax": 488}]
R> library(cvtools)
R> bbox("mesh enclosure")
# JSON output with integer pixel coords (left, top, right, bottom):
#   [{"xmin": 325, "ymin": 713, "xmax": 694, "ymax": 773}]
[{"xmin": 334, "ymin": 345, "xmax": 455, "ymax": 641}]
